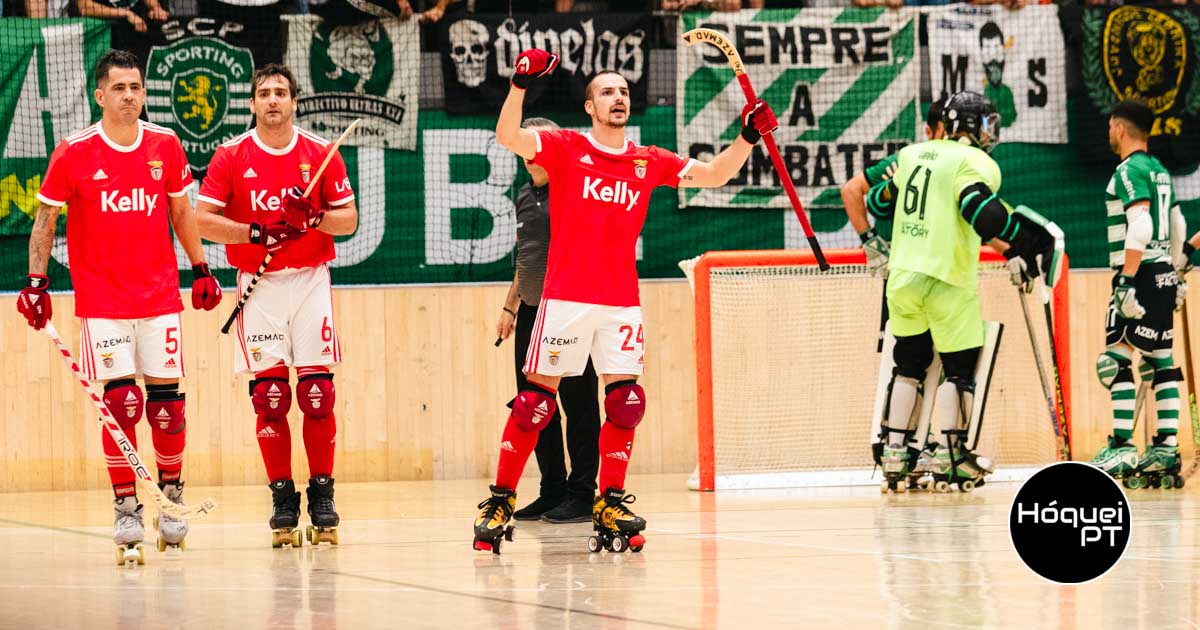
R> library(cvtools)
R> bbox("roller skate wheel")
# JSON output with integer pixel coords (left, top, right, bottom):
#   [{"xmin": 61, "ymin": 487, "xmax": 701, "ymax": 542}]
[
  {"xmin": 1174, "ymin": 476, "xmax": 1185, "ymax": 489},
  {"xmin": 1160, "ymin": 476, "xmax": 1174, "ymax": 490},
  {"xmin": 610, "ymin": 534, "xmax": 628, "ymax": 553},
  {"xmin": 934, "ymin": 481, "xmax": 950, "ymax": 493},
  {"xmin": 306, "ymin": 526, "xmax": 316, "ymax": 544},
  {"xmin": 329, "ymin": 529, "xmax": 339, "ymax": 545},
  {"xmin": 1123, "ymin": 476, "xmax": 1142, "ymax": 490},
  {"xmin": 158, "ymin": 538, "xmax": 167, "ymax": 553},
  {"xmin": 895, "ymin": 481, "xmax": 907, "ymax": 494},
  {"xmin": 587, "ymin": 536, "xmax": 602, "ymax": 553},
  {"xmin": 473, "ymin": 540, "xmax": 493, "ymax": 552},
  {"xmin": 879, "ymin": 481, "xmax": 889, "ymax": 494},
  {"xmin": 628, "ymin": 534, "xmax": 645, "ymax": 552},
  {"xmin": 960, "ymin": 479, "xmax": 976, "ymax": 493},
  {"xmin": 491, "ymin": 538, "xmax": 502, "ymax": 555},
  {"xmin": 503, "ymin": 526, "xmax": 514, "ymax": 542}
]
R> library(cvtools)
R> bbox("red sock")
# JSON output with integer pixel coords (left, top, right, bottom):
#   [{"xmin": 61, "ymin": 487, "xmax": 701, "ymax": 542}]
[
  {"xmin": 102, "ymin": 426, "xmax": 138, "ymax": 489},
  {"xmin": 598, "ymin": 423, "xmax": 636, "ymax": 492},
  {"xmin": 302, "ymin": 410, "xmax": 337, "ymax": 477},
  {"xmin": 147, "ymin": 396, "xmax": 186, "ymax": 483},
  {"xmin": 494, "ymin": 415, "xmax": 540, "ymax": 490},
  {"xmin": 257, "ymin": 414, "xmax": 292, "ymax": 482}
]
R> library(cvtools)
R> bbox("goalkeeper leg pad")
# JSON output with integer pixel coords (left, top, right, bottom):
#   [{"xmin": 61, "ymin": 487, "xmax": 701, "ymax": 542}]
[
  {"xmin": 934, "ymin": 321, "xmax": 1003, "ymax": 451},
  {"xmin": 872, "ymin": 327, "xmax": 939, "ymax": 463}
]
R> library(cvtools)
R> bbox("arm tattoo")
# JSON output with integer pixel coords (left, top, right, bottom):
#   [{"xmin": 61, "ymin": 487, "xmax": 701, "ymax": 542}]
[{"xmin": 28, "ymin": 203, "xmax": 61, "ymax": 274}]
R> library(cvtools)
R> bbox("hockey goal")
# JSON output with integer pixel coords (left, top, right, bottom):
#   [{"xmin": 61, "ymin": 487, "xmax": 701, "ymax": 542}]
[{"xmin": 681, "ymin": 248, "xmax": 1071, "ymax": 491}]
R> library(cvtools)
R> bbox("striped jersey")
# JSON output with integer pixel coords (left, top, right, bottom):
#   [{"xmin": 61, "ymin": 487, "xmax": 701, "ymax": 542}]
[{"xmin": 1106, "ymin": 151, "xmax": 1175, "ymax": 269}]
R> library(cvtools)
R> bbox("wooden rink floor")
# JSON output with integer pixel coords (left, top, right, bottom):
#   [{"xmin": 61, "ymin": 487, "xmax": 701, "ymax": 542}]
[{"xmin": 0, "ymin": 474, "xmax": 1196, "ymax": 630}]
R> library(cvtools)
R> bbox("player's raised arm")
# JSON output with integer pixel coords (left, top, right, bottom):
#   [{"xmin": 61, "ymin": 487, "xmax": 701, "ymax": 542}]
[
  {"xmin": 495, "ymin": 50, "xmax": 559, "ymax": 161},
  {"xmin": 680, "ymin": 100, "xmax": 776, "ymax": 188}
]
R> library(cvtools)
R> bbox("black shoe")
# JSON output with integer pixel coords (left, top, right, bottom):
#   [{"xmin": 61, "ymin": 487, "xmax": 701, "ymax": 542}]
[
  {"xmin": 540, "ymin": 495, "xmax": 593, "ymax": 524},
  {"xmin": 513, "ymin": 494, "xmax": 564, "ymax": 521}
]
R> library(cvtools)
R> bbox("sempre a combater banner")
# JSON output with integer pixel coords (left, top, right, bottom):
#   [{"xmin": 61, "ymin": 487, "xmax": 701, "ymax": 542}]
[{"xmin": 676, "ymin": 8, "xmax": 920, "ymax": 209}]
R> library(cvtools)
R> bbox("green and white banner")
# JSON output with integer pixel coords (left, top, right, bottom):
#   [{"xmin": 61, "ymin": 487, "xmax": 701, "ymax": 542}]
[
  {"xmin": 284, "ymin": 16, "xmax": 419, "ymax": 151},
  {"xmin": 928, "ymin": 4, "xmax": 1067, "ymax": 144},
  {"xmin": 0, "ymin": 19, "xmax": 107, "ymax": 237},
  {"xmin": 676, "ymin": 8, "xmax": 920, "ymax": 209}
]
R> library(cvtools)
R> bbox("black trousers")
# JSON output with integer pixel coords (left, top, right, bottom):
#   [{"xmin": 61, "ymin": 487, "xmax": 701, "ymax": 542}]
[{"xmin": 514, "ymin": 302, "xmax": 601, "ymax": 500}]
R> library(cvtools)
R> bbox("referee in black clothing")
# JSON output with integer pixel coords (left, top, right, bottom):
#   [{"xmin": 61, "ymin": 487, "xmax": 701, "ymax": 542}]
[{"xmin": 495, "ymin": 117, "xmax": 601, "ymax": 523}]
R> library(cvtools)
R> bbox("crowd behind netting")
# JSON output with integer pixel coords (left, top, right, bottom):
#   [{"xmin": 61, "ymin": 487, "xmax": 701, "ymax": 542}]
[{"xmin": 4, "ymin": 0, "xmax": 1170, "ymax": 27}]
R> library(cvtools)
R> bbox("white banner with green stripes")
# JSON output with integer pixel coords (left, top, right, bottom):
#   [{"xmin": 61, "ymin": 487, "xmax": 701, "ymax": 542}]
[{"xmin": 677, "ymin": 8, "xmax": 920, "ymax": 209}]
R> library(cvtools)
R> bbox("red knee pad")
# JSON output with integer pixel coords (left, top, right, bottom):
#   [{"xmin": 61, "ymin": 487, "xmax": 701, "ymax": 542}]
[
  {"xmin": 604, "ymin": 380, "xmax": 645, "ymax": 429},
  {"xmin": 297, "ymin": 373, "xmax": 335, "ymax": 419},
  {"xmin": 251, "ymin": 377, "xmax": 292, "ymax": 422},
  {"xmin": 103, "ymin": 379, "xmax": 143, "ymax": 430},
  {"xmin": 147, "ymin": 395, "xmax": 186, "ymax": 434},
  {"xmin": 511, "ymin": 384, "xmax": 557, "ymax": 432}
]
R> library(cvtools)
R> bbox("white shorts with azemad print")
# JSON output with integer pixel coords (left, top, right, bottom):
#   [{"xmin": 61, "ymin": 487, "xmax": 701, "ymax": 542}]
[{"xmin": 523, "ymin": 298, "xmax": 644, "ymax": 377}]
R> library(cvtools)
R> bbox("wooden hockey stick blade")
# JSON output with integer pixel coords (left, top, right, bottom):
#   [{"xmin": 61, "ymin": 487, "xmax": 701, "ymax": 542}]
[
  {"xmin": 302, "ymin": 118, "xmax": 360, "ymax": 199},
  {"xmin": 1178, "ymin": 301, "xmax": 1200, "ymax": 478},
  {"xmin": 682, "ymin": 30, "xmax": 829, "ymax": 269},
  {"xmin": 43, "ymin": 323, "xmax": 218, "ymax": 519}
]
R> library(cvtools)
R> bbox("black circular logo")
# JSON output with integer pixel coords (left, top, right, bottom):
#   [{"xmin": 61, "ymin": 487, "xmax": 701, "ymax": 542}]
[{"xmin": 1009, "ymin": 462, "xmax": 1132, "ymax": 584}]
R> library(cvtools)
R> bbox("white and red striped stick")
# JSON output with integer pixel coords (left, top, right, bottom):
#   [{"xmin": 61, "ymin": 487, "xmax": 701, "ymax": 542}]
[{"xmin": 43, "ymin": 322, "xmax": 217, "ymax": 520}]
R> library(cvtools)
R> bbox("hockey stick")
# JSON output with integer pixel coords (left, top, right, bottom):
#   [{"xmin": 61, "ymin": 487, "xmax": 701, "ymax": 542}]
[
  {"xmin": 876, "ymin": 278, "xmax": 889, "ymax": 353},
  {"xmin": 1040, "ymin": 284, "xmax": 1071, "ymax": 459},
  {"xmin": 1178, "ymin": 301, "xmax": 1200, "ymax": 478},
  {"xmin": 43, "ymin": 322, "xmax": 217, "ymax": 520},
  {"xmin": 221, "ymin": 118, "xmax": 361, "ymax": 334},
  {"xmin": 681, "ymin": 28, "xmax": 829, "ymax": 271},
  {"xmin": 1018, "ymin": 289, "xmax": 1069, "ymax": 461}
]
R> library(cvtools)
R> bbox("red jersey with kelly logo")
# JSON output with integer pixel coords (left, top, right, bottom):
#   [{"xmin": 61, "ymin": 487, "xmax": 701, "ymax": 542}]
[
  {"xmin": 531, "ymin": 130, "xmax": 693, "ymax": 307},
  {"xmin": 37, "ymin": 120, "xmax": 193, "ymax": 319},
  {"xmin": 198, "ymin": 127, "xmax": 354, "ymax": 273}
]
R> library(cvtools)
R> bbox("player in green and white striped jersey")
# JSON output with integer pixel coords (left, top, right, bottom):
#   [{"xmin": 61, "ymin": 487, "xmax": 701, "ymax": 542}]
[{"xmin": 1092, "ymin": 100, "xmax": 1188, "ymax": 488}]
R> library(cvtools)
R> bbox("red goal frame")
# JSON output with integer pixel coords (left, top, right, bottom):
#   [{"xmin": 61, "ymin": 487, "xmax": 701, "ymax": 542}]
[{"xmin": 690, "ymin": 248, "xmax": 1071, "ymax": 491}]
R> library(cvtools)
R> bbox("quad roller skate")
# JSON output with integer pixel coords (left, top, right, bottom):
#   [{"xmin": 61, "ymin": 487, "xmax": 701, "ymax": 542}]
[
  {"xmin": 113, "ymin": 496, "xmax": 145, "ymax": 567},
  {"xmin": 269, "ymin": 479, "xmax": 303, "ymax": 548},
  {"xmin": 903, "ymin": 445, "xmax": 939, "ymax": 491},
  {"xmin": 1134, "ymin": 436, "xmax": 1185, "ymax": 490},
  {"xmin": 154, "ymin": 481, "xmax": 188, "ymax": 553},
  {"xmin": 473, "ymin": 485, "xmax": 516, "ymax": 554},
  {"xmin": 305, "ymin": 476, "xmax": 340, "ymax": 545},
  {"xmin": 879, "ymin": 444, "xmax": 912, "ymax": 494},
  {"xmin": 930, "ymin": 443, "xmax": 993, "ymax": 493},
  {"xmin": 588, "ymin": 487, "xmax": 646, "ymax": 553},
  {"xmin": 1091, "ymin": 436, "xmax": 1141, "ymax": 489}
]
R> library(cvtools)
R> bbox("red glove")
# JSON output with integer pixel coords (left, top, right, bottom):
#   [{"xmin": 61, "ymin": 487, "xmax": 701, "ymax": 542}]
[
  {"xmin": 249, "ymin": 221, "xmax": 305, "ymax": 253},
  {"xmin": 190, "ymin": 263, "xmax": 222, "ymax": 311},
  {"xmin": 284, "ymin": 186, "xmax": 324, "ymax": 229},
  {"xmin": 16, "ymin": 274, "xmax": 51, "ymax": 330},
  {"xmin": 740, "ymin": 99, "xmax": 778, "ymax": 144},
  {"xmin": 512, "ymin": 49, "xmax": 558, "ymax": 90}
]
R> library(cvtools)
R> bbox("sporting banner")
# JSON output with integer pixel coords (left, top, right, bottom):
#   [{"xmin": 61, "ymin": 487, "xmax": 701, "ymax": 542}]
[
  {"xmin": 0, "ymin": 18, "xmax": 108, "ymax": 239},
  {"xmin": 283, "ymin": 15, "xmax": 420, "ymax": 150},
  {"xmin": 676, "ymin": 8, "xmax": 920, "ymax": 209},
  {"xmin": 1072, "ymin": 5, "xmax": 1200, "ymax": 173},
  {"xmin": 927, "ymin": 4, "xmax": 1067, "ymax": 144},
  {"xmin": 439, "ymin": 13, "xmax": 652, "ymax": 115},
  {"xmin": 112, "ymin": 2, "xmax": 289, "ymax": 175}
]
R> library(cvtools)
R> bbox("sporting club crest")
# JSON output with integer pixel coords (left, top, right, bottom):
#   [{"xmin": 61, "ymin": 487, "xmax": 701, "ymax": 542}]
[{"xmin": 146, "ymin": 37, "xmax": 254, "ymax": 175}]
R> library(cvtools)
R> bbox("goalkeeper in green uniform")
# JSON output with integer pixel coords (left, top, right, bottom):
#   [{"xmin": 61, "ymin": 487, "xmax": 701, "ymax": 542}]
[
  {"xmin": 1091, "ymin": 100, "xmax": 1187, "ymax": 489},
  {"xmin": 842, "ymin": 95, "xmax": 948, "ymax": 277},
  {"xmin": 861, "ymin": 91, "xmax": 1058, "ymax": 491}
]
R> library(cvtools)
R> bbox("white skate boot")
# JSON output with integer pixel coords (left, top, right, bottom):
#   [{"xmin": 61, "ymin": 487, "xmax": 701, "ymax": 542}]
[
  {"xmin": 154, "ymin": 481, "xmax": 188, "ymax": 552},
  {"xmin": 113, "ymin": 496, "xmax": 145, "ymax": 566}
]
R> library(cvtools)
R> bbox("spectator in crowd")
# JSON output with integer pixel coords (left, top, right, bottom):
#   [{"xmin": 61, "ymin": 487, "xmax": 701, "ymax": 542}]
[
  {"xmin": 74, "ymin": 0, "xmax": 168, "ymax": 32},
  {"xmin": 663, "ymin": 0, "xmax": 740, "ymax": 11},
  {"xmin": 23, "ymin": 0, "xmax": 73, "ymax": 16}
]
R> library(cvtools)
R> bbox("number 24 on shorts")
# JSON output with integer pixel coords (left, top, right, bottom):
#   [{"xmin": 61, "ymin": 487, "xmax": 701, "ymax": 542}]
[{"xmin": 619, "ymin": 324, "xmax": 643, "ymax": 351}]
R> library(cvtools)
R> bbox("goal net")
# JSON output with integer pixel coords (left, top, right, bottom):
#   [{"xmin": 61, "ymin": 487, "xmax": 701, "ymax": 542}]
[{"xmin": 680, "ymin": 248, "xmax": 1071, "ymax": 490}]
